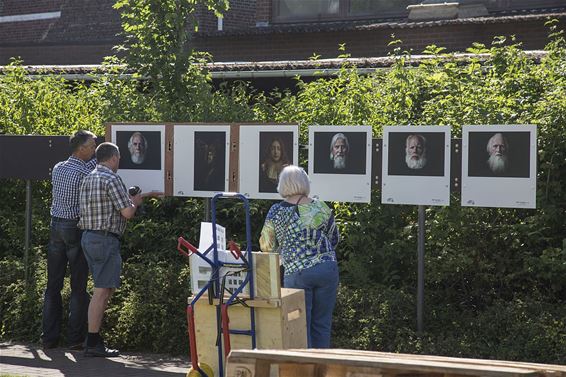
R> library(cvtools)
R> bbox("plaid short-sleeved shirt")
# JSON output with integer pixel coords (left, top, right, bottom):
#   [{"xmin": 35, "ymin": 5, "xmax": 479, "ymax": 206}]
[
  {"xmin": 78, "ymin": 164, "xmax": 132, "ymax": 236},
  {"xmin": 51, "ymin": 156, "xmax": 96, "ymax": 219}
]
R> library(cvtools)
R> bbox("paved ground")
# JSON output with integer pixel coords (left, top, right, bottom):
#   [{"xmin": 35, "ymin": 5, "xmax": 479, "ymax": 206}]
[{"xmin": 0, "ymin": 342, "xmax": 190, "ymax": 377}]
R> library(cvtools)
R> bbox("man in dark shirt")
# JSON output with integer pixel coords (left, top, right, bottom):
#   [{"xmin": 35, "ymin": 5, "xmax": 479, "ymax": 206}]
[{"xmin": 41, "ymin": 130, "xmax": 97, "ymax": 350}]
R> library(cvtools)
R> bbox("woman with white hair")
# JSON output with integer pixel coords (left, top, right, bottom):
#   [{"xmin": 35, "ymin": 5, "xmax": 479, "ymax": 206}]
[{"xmin": 259, "ymin": 165, "xmax": 339, "ymax": 348}]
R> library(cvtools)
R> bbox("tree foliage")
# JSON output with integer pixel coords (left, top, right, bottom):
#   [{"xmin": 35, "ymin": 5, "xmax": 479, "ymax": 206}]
[
  {"xmin": 113, "ymin": 0, "xmax": 229, "ymax": 120},
  {"xmin": 1, "ymin": 19, "xmax": 565, "ymax": 363}
]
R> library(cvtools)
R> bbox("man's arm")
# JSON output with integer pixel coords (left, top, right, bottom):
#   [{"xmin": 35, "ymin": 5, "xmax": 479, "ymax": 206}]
[
  {"xmin": 106, "ymin": 176, "xmax": 143, "ymax": 220},
  {"xmin": 120, "ymin": 193, "xmax": 143, "ymax": 219},
  {"xmin": 118, "ymin": 190, "xmax": 163, "ymax": 219}
]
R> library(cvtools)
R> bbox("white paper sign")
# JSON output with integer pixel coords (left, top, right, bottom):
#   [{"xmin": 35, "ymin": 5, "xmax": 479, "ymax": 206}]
[
  {"xmin": 382, "ymin": 126, "xmax": 451, "ymax": 206},
  {"xmin": 461, "ymin": 125, "xmax": 537, "ymax": 209}
]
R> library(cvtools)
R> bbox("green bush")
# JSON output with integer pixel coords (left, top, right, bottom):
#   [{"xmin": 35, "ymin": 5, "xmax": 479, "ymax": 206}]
[{"xmin": 1, "ymin": 23, "xmax": 565, "ymax": 362}]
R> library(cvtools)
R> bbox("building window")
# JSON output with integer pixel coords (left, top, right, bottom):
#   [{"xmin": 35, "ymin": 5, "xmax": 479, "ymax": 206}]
[
  {"xmin": 348, "ymin": 0, "xmax": 419, "ymax": 17},
  {"xmin": 274, "ymin": 0, "xmax": 340, "ymax": 22},
  {"xmin": 272, "ymin": 0, "xmax": 420, "ymax": 23}
]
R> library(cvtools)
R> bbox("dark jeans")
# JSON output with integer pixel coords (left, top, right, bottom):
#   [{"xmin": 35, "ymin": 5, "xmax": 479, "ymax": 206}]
[
  {"xmin": 284, "ymin": 261, "xmax": 339, "ymax": 348},
  {"xmin": 41, "ymin": 217, "xmax": 89, "ymax": 345}
]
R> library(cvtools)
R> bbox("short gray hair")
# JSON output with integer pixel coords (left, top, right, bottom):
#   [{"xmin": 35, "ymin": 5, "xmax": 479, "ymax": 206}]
[
  {"xmin": 96, "ymin": 142, "xmax": 120, "ymax": 162},
  {"xmin": 277, "ymin": 165, "xmax": 310, "ymax": 198},
  {"xmin": 69, "ymin": 130, "xmax": 96, "ymax": 153}
]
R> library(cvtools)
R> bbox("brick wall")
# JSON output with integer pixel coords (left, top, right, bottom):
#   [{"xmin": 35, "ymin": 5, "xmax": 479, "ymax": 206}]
[
  {"xmin": 2, "ymin": 0, "xmax": 563, "ymax": 66},
  {"xmin": 255, "ymin": 0, "xmax": 272, "ymax": 26},
  {"xmin": 0, "ymin": 0, "xmax": 64, "ymax": 16},
  {"xmin": 0, "ymin": 0, "xmax": 120, "ymax": 46},
  {"xmin": 195, "ymin": 4, "xmax": 218, "ymax": 33},
  {"xmin": 196, "ymin": 0, "xmax": 257, "ymax": 33},
  {"xmin": 194, "ymin": 18, "xmax": 564, "ymax": 62},
  {"xmin": 0, "ymin": 43, "xmax": 119, "ymax": 65},
  {"xmin": 43, "ymin": 0, "xmax": 121, "ymax": 43}
]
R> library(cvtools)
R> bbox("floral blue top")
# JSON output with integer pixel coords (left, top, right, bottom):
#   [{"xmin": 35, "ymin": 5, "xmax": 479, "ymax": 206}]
[{"xmin": 259, "ymin": 199, "xmax": 339, "ymax": 275}]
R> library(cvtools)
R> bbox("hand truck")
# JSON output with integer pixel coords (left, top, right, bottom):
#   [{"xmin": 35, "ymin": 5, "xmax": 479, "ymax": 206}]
[{"xmin": 177, "ymin": 192, "xmax": 256, "ymax": 377}]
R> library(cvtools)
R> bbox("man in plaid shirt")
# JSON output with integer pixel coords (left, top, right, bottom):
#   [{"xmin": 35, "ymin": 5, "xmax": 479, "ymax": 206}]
[
  {"xmin": 79, "ymin": 142, "xmax": 142, "ymax": 357},
  {"xmin": 42, "ymin": 130, "xmax": 97, "ymax": 350}
]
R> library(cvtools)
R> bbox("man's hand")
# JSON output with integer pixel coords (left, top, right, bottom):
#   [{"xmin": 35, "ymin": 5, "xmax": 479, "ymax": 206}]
[
  {"xmin": 141, "ymin": 191, "xmax": 164, "ymax": 199},
  {"xmin": 131, "ymin": 193, "xmax": 143, "ymax": 207}
]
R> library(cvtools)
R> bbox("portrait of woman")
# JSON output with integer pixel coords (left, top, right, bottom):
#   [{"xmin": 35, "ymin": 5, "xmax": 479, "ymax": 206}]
[{"xmin": 258, "ymin": 134, "xmax": 291, "ymax": 193}]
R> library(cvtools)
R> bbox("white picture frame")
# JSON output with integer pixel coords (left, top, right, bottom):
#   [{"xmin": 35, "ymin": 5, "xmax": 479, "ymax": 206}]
[
  {"xmin": 111, "ymin": 124, "xmax": 166, "ymax": 194},
  {"xmin": 239, "ymin": 124, "xmax": 299, "ymax": 200},
  {"xmin": 308, "ymin": 125, "xmax": 372, "ymax": 203},
  {"xmin": 381, "ymin": 125, "xmax": 451, "ymax": 206},
  {"xmin": 462, "ymin": 124, "xmax": 537, "ymax": 209},
  {"xmin": 173, "ymin": 124, "xmax": 231, "ymax": 197}
]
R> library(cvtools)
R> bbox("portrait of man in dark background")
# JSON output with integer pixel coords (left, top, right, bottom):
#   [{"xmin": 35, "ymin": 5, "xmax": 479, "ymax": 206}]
[
  {"xmin": 329, "ymin": 133, "xmax": 349, "ymax": 171},
  {"xmin": 128, "ymin": 132, "xmax": 147, "ymax": 165},
  {"xmin": 194, "ymin": 132, "xmax": 226, "ymax": 192},
  {"xmin": 258, "ymin": 132, "xmax": 292, "ymax": 193},
  {"xmin": 486, "ymin": 133, "xmax": 508, "ymax": 175},
  {"xmin": 388, "ymin": 131, "xmax": 445, "ymax": 176},
  {"xmin": 405, "ymin": 134, "xmax": 427, "ymax": 170},
  {"xmin": 314, "ymin": 131, "xmax": 367, "ymax": 175},
  {"xmin": 468, "ymin": 131, "xmax": 530, "ymax": 178},
  {"xmin": 116, "ymin": 131, "xmax": 162, "ymax": 170}
]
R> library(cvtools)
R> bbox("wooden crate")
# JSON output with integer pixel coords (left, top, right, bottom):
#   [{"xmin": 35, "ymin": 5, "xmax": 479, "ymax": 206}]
[
  {"xmin": 225, "ymin": 349, "xmax": 566, "ymax": 377},
  {"xmin": 190, "ymin": 288, "xmax": 307, "ymax": 377}
]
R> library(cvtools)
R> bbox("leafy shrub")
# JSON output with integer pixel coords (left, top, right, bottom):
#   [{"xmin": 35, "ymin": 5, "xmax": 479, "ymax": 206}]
[{"xmin": 1, "ymin": 24, "xmax": 565, "ymax": 363}]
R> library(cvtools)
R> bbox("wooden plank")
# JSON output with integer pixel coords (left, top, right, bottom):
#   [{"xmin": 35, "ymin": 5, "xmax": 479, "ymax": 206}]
[
  {"xmin": 304, "ymin": 350, "xmax": 566, "ymax": 376},
  {"xmin": 254, "ymin": 252, "xmax": 281, "ymax": 300},
  {"xmin": 279, "ymin": 363, "xmax": 316, "ymax": 377},
  {"xmin": 227, "ymin": 350, "xmax": 543, "ymax": 377},
  {"xmin": 280, "ymin": 288, "xmax": 308, "ymax": 349},
  {"xmin": 229, "ymin": 123, "xmax": 239, "ymax": 193},
  {"xmin": 164, "ymin": 123, "xmax": 173, "ymax": 196},
  {"xmin": 192, "ymin": 289, "xmax": 307, "ymax": 377},
  {"xmin": 208, "ymin": 298, "xmax": 282, "ymax": 308},
  {"xmin": 225, "ymin": 358, "xmax": 256, "ymax": 377}
]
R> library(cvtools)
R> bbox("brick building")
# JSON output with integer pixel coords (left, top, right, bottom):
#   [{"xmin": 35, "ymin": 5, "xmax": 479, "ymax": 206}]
[{"xmin": 1, "ymin": 0, "xmax": 565, "ymax": 80}]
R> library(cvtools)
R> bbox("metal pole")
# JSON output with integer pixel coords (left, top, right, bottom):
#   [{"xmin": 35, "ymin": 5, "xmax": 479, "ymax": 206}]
[
  {"xmin": 24, "ymin": 180, "xmax": 32, "ymax": 283},
  {"xmin": 417, "ymin": 205, "xmax": 425, "ymax": 335},
  {"xmin": 204, "ymin": 198, "xmax": 211, "ymax": 222}
]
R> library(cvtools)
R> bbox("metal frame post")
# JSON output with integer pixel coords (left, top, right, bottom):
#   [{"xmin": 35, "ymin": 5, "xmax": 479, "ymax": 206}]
[{"xmin": 417, "ymin": 205, "xmax": 425, "ymax": 335}]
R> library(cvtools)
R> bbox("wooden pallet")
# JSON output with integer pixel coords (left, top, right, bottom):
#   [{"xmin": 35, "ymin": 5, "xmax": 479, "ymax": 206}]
[
  {"xmin": 189, "ymin": 289, "xmax": 307, "ymax": 377},
  {"xmin": 225, "ymin": 349, "xmax": 566, "ymax": 377}
]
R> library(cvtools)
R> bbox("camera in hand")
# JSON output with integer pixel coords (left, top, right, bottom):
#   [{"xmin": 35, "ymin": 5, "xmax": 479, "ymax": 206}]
[
  {"xmin": 128, "ymin": 186, "xmax": 145, "ymax": 216},
  {"xmin": 128, "ymin": 186, "xmax": 141, "ymax": 196}
]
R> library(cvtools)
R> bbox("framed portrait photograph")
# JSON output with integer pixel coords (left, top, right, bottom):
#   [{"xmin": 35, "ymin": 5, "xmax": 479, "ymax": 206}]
[
  {"xmin": 110, "ymin": 124, "xmax": 166, "ymax": 194},
  {"xmin": 381, "ymin": 126, "xmax": 451, "ymax": 206},
  {"xmin": 173, "ymin": 125, "xmax": 230, "ymax": 197},
  {"xmin": 239, "ymin": 125, "xmax": 299, "ymax": 200},
  {"xmin": 308, "ymin": 125, "xmax": 372, "ymax": 203},
  {"xmin": 462, "ymin": 125, "xmax": 537, "ymax": 209}
]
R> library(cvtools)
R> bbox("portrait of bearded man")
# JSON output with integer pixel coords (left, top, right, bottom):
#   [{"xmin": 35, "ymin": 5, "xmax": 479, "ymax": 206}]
[
  {"xmin": 128, "ymin": 132, "xmax": 147, "ymax": 165},
  {"xmin": 486, "ymin": 132, "xmax": 509, "ymax": 175},
  {"xmin": 329, "ymin": 133, "xmax": 349, "ymax": 171},
  {"xmin": 405, "ymin": 134, "xmax": 427, "ymax": 170}
]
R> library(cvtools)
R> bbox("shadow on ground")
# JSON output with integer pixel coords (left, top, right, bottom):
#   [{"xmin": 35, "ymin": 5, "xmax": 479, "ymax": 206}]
[{"xmin": 0, "ymin": 342, "xmax": 189, "ymax": 377}]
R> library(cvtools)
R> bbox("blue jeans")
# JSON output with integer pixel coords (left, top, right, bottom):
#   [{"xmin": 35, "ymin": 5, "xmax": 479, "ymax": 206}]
[
  {"xmin": 41, "ymin": 218, "xmax": 89, "ymax": 345},
  {"xmin": 284, "ymin": 261, "xmax": 339, "ymax": 348}
]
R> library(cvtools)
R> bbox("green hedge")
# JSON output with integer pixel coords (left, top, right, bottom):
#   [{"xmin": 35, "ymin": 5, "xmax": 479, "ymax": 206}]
[{"xmin": 1, "ymin": 24, "xmax": 565, "ymax": 363}]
